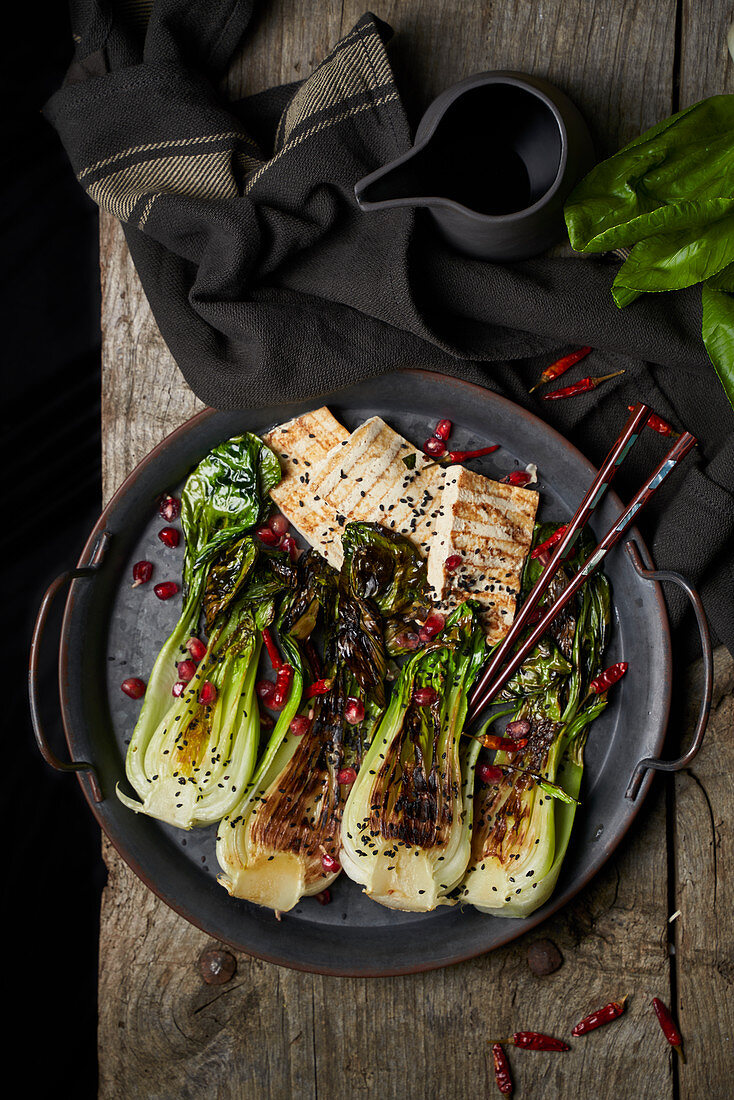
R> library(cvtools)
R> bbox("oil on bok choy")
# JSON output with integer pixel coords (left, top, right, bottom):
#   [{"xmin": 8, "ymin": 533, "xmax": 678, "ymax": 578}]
[
  {"xmin": 117, "ymin": 433, "xmax": 282, "ymax": 828},
  {"xmin": 216, "ymin": 523, "xmax": 429, "ymax": 912},
  {"xmin": 340, "ymin": 602, "xmax": 486, "ymax": 912},
  {"xmin": 459, "ymin": 523, "xmax": 611, "ymax": 917}
]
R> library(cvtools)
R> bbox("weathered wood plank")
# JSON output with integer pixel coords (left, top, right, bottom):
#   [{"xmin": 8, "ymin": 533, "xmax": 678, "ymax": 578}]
[
  {"xmin": 679, "ymin": 0, "xmax": 734, "ymax": 107},
  {"xmin": 673, "ymin": 649, "xmax": 734, "ymax": 1098},
  {"xmin": 341, "ymin": 0, "xmax": 677, "ymax": 153}
]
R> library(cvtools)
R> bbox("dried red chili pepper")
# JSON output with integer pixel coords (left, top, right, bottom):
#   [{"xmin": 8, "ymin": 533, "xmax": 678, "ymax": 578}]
[
  {"xmin": 498, "ymin": 1032, "xmax": 571, "ymax": 1052},
  {"xmin": 530, "ymin": 524, "xmax": 568, "ymax": 559},
  {"xmin": 589, "ymin": 661, "xmax": 628, "ymax": 695},
  {"xmin": 529, "ymin": 346, "xmax": 592, "ymax": 392},
  {"xmin": 543, "ymin": 370, "xmax": 625, "ymax": 400},
  {"xmin": 491, "ymin": 1043, "xmax": 513, "ymax": 1096},
  {"xmin": 270, "ymin": 664, "xmax": 294, "ymax": 709},
  {"xmin": 482, "ymin": 734, "xmax": 529, "ymax": 752},
  {"xmin": 446, "ymin": 444, "xmax": 500, "ymax": 462},
  {"xmin": 571, "ymin": 995, "xmax": 628, "ymax": 1036},
  {"xmin": 261, "ymin": 627, "xmax": 283, "ymax": 671},
  {"xmin": 652, "ymin": 998, "xmax": 685, "ymax": 1061},
  {"xmin": 627, "ymin": 406, "xmax": 680, "ymax": 438}
]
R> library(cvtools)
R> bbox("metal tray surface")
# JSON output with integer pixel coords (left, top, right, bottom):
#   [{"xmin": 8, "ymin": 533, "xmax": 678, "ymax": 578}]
[{"xmin": 59, "ymin": 370, "xmax": 671, "ymax": 975}]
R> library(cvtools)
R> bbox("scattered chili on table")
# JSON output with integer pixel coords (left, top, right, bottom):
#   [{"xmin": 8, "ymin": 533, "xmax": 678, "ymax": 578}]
[
  {"xmin": 652, "ymin": 998, "xmax": 685, "ymax": 1061},
  {"xmin": 628, "ymin": 405, "xmax": 680, "ymax": 438},
  {"xmin": 589, "ymin": 661, "xmax": 628, "ymax": 695},
  {"xmin": 571, "ymin": 995, "xmax": 628, "ymax": 1036},
  {"xmin": 529, "ymin": 346, "xmax": 592, "ymax": 392},
  {"xmin": 543, "ymin": 369, "xmax": 626, "ymax": 400},
  {"xmin": 491, "ymin": 1043, "xmax": 513, "ymax": 1096},
  {"xmin": 494, "ymin": 1032, "xmax": 571, "ymax": 1052}
]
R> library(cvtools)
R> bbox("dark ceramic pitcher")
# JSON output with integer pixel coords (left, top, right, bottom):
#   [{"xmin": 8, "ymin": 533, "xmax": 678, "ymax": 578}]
[{"xmin": 354, "ymin": 71, "xmax": 594, "ymax": 261}]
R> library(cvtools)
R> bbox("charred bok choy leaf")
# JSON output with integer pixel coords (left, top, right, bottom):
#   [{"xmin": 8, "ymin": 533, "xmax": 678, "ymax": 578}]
[
  {"xmin": 117, "ymin": 434, "xmax": 281, "ymax": 828},
  {"xmin": 340, "ymin": 602, "xmax": 486, "ymax": 912},
  {"xmin": 215, "ymin": 523, "xmax": 428, "ymax": 912},
  {"xmin": 459, "ymin": 523, "xmax": 611, "ymax": 916}
]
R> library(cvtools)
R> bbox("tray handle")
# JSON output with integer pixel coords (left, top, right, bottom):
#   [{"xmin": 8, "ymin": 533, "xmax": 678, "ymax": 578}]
[
  {"xmin": 28, "ymin": 531, "xmax": 112, "ymax": 803},
  {"xmin": 624, "ymin": 539, "xmax": 713, "ymax": 801}
]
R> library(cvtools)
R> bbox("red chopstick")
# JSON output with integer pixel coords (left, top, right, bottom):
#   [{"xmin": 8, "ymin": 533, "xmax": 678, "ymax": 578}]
[
  {"xmin": 467, "ymin": 425, "xmax": 697, "ymax": 721},
  {"xmin": 467, "ymin": 402, "xmax": 651, "ymax": 716}
]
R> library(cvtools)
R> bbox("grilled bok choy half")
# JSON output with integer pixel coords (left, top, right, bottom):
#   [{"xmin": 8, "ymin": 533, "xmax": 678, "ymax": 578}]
[
  {"xmin": 460, "ymin": 523, "xmax": 611, "ymax": 917},
  {"xmin": 216, "ymin": 523, "xmax": 428, "ymax": 912},
  {"xmin": 340, "ymin": 602, "xmax": 486, "ymax": 912},
  {"xmin": 117, "ymin": 433, "xmax": 282, "ymax": 828}
]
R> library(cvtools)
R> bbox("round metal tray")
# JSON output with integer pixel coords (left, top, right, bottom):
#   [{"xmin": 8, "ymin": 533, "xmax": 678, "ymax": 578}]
[{"xmin": 53, "ymin": 370, "xmax": 674, "ymax": 975}]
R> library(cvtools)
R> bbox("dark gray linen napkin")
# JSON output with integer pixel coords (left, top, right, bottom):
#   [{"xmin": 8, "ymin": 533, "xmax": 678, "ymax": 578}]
[{"xmin": 45, "ymin": 1, "xmax": 734, "ymax": 655}]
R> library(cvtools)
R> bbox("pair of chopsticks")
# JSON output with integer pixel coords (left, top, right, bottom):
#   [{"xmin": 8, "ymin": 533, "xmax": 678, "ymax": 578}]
[{"xmin": 466, "ymin": 403, "xmax": 697, "ymax": 721}]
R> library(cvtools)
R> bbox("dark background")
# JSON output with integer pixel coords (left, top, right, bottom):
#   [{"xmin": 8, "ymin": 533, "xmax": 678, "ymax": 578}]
[{"xmin": 6, "ymin": 4, "xmax": 102, "ymax": 1093}]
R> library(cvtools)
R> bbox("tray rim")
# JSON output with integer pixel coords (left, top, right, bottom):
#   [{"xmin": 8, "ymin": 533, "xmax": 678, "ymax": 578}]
[{"xmin": 57, "ymin": 368, "xmax": 671, "ymax": 976}]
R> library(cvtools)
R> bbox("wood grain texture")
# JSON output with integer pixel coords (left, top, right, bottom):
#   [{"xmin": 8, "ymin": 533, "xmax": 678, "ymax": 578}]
[
  {"xmin": 673, "ymin": 650, "xmax": 734, "ymax": 1097},
  {"xmin": 96, "ymin": 2, "xmax": 732, "ymax": 1097}
]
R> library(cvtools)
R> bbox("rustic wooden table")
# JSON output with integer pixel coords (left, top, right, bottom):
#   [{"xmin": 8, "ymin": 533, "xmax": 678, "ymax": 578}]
[{"xmin": 98, "ymin": 2, "xmax": 734, "ymax": 1096}]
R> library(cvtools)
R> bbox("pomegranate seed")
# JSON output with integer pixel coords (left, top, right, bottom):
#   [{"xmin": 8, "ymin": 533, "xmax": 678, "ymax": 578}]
[
  {"xmin": 315, "ymin": 889, "xmax": 332, "ymax": 905},
  {"xmin": 256, "ymin": 679, "xmax": 276, "ymax": 704},
  {"xmin": 345, "ymin": 698, "xmax": 365, "ymax": 725},
  {"xmin": 177, "ymin": 659, "xmax": 197, "ymax": 683},
  {"xmin": 434, "ymin": 419, "xmax": 452, "ymax": 441},
  {"xmin": 199, "ymin": 681, "xmax": 217, "ymax": 706},
  {"xmin": 268, "ymin": 513, "xmax": 290, "ymax": 537},
  {"xmin": 502, "ymin": 470, "xmax": 532, "ymax": 487},
  {"xmin": 120, "ymin": 677, "xmax": 146, "ymax": 699},
  {"xmin": 423, "ymin": 436, "xmax": 446, "ymax": 457},
  {"xmin": 478, "ymin": 763, "xmax": 503, "ymax": 784},
  {"xmin": 256, "ymin": 525, "xmax": 279, "ymax": 545},
  {"xmin": 259, "ymin": 711, "xmax": 274, "ymax": 730},
  {"xmin": 159, "ymin": 495, "xmax": 180, "ymax": 522},
  {"xmin": 131, "ymin": 560, "xmax": 153, "ymax": 587},
  {"xmin": 158, "ymin": 526, "xmax": 180, "ymax": 548},
  {"xmin": 321, "ymin": 851, "xmax": 340, "ymax": 874},
  {"xmin": 172, "ymin": 681, "xmax": 186, "ymax": 698},
  {"xmin": 279, "ymin": 533, "xmax": 299, "ymax": 561},
  {"xmin": 290, "ymin": 715, "xmax": 312, "ymax": 737},
  {"xmin": 445, "ymin": 554, "xmax": 462, "ymax": 572},
  {"xmin": 186, "ymin": 637, "xmax": 207, "ymax": 662},
  {"xmin": 506, "ymin": 718, "xmax": 531, "ymax": 739},
  {"xmin": 413, "ymin": 686, "xmax": 439, "ymax": 706},
  {"xmin": 337, "ymin": 766, "xmax": 358, "ymax": 785},
  {"xmin": 395, "ymin": 631, "xmax": 421, "ymax": 650},
  {"xmin": 418, "ymin": 611, "xmax": 445, "ymax": 641},
  {"xmin": 154, "ymin": 581, "xmax": 179, "ymax": 601}
]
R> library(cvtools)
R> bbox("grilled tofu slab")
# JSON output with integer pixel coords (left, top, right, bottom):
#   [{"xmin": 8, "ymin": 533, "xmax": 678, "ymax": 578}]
[
  {"xmin": 262, "ymin": 408, "xmax": 350, "ymax": 569},
  {"xmin": 262, "ymin": 410, "xmax": 538, "ymax": 642},
  {"xmin": 427, "ymin": 467, "xmax": 539, "ymax": 644},
  {"xmin": 264, "ymin": 413, "xmax": 446, "ymax": 569}
]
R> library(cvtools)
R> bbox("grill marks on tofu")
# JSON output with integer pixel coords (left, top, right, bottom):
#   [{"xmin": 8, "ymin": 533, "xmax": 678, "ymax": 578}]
[
  {"xmin": 313, "ymin": 418, "xmax": 444, "ymax": 557},
  {"xmin": 262, "ymin": 410, "xmax": 539, "ymax": 644},
  {"xmin": 428, "ymin": 468, "xmax": 539, "ymax": 645},
  {"xmin": 263, "ymin": 408, "xmax": 351, "ymax": 569}
]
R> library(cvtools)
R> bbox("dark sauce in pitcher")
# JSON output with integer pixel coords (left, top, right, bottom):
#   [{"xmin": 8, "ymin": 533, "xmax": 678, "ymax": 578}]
[{"xmin": 421, "ymin": 138, "xmax": 532, "ymax": 215}]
